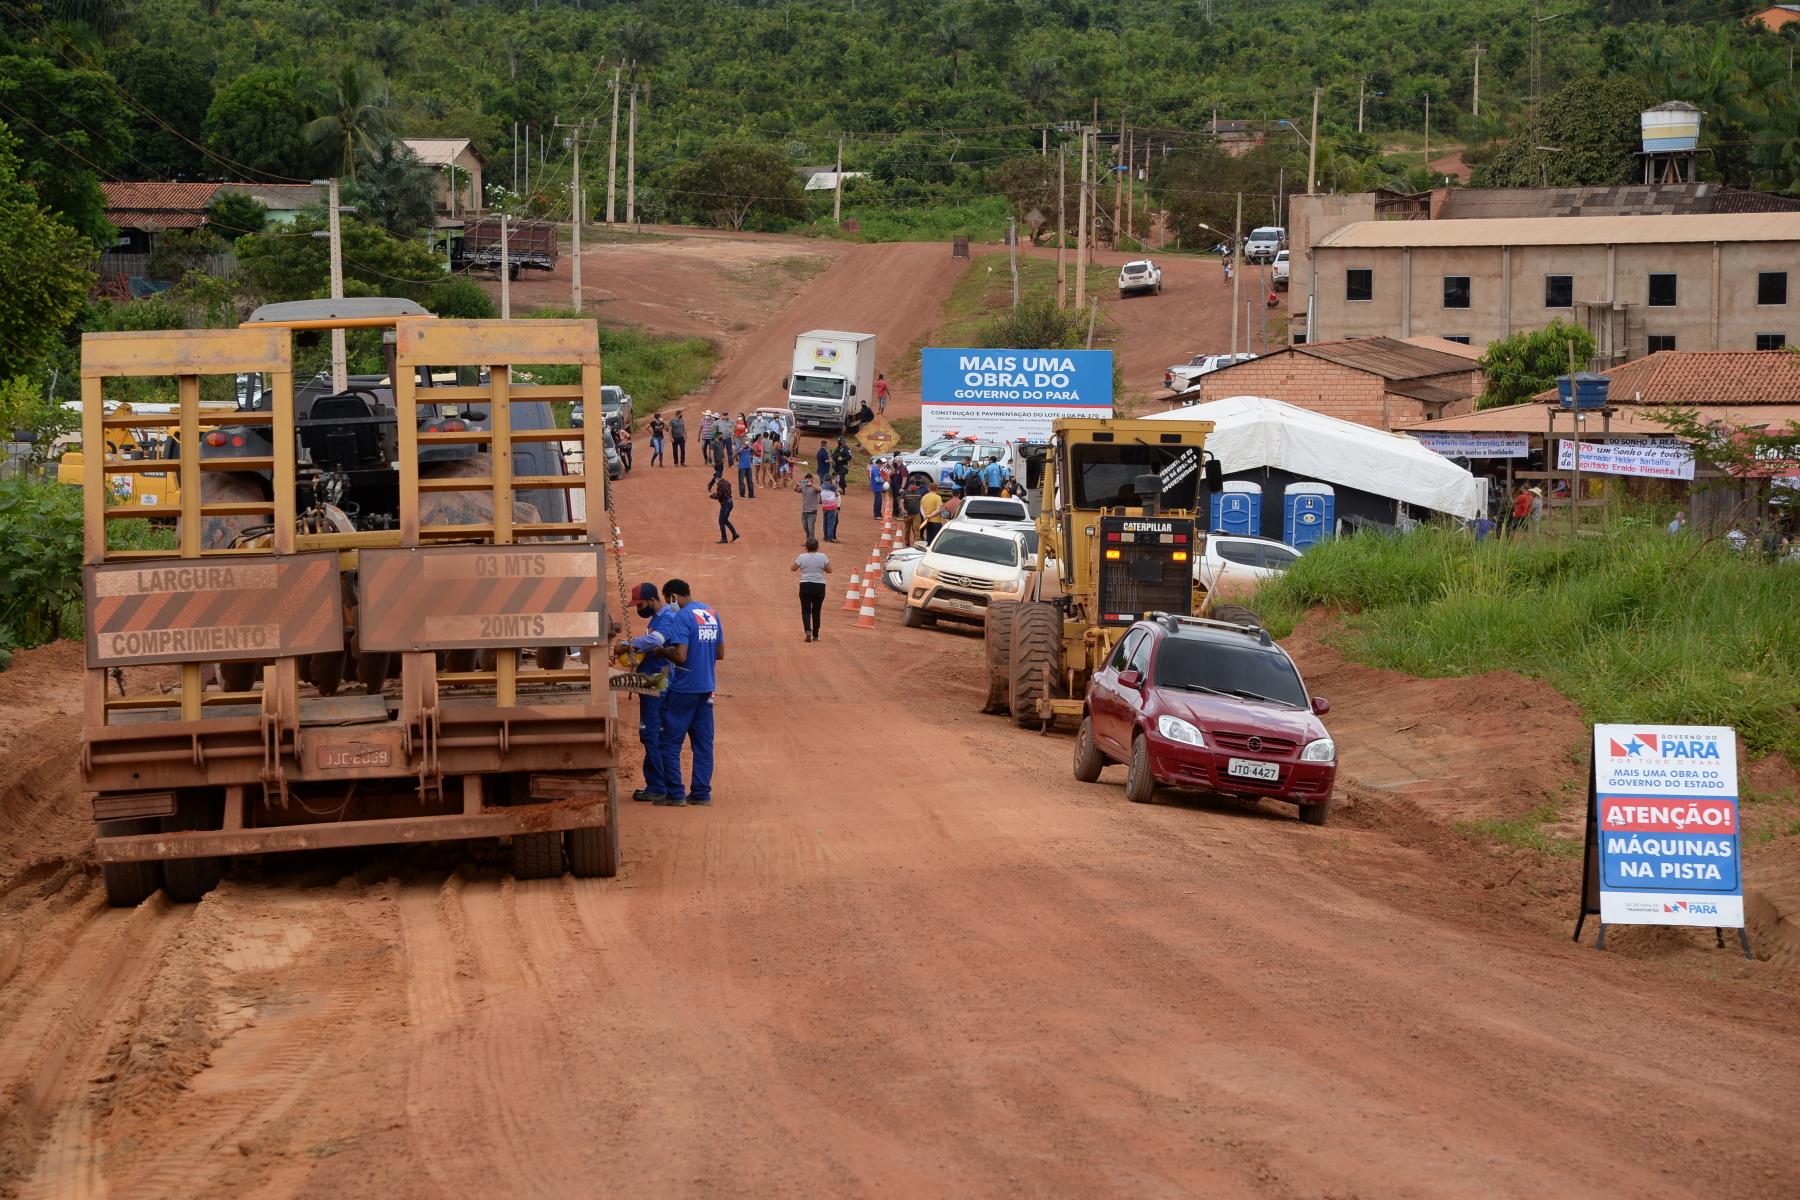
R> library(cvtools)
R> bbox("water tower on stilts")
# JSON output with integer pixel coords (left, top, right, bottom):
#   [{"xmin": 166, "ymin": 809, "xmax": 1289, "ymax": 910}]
[{"xmin": 1640, "ymin": 100, "xmax": 1704, "ymax": 184}]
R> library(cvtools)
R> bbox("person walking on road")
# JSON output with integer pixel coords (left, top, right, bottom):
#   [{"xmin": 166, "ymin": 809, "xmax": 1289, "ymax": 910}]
[
  {"xmin": 791, "ymin": 537, "xmax": 831, "ymax": 642},
  {"xmin": 698, "ymin": 411, "xmax": 714, "ymax": 466},
  {"xmin": 874, "ymin": 373, "xmax": 891, "ymax": 415},
  {"xmin": 617, "ymin": 425, "xmax": 633, "ymax": 472},
  {"xmin": 670, "ymin": 410, "xmax": 687, "ymax": 466},
  {"xmin": 656, "ymin": 580, "xmax": 722, "ymax": 807},
  {"xmin": 799, "ymin": 473, "xmax": 821, "ymax": 542},
  {"xmin": 814, "ymin": 440, "xmax": 831, "ymax": 486},
  {"xmin": 820, "ymin": 478, "xmax": 841, "ymax": 542},
  {"xmin": 887, "ymin": 457, "xmax": 907, "ymax": 520},
  {"xmin": 831, "ymin": 438, "xmax": 852, "ymax": 493},
  {"xmin": 868, "ymin": 457, "xmax": 887, "ymax": 517},
  {"xmin": 710, "ymin": 473, "xmax": 740, "ymax": 542},
  {"xmin": 649, "ymin": 414, "xmax": 666, "ymax": 467},
  {"xmin": 616, "ymin": 582, "xmax": 684, "ymax": 802},
  {"xmin": 736, "ymin": 439, "xmax": 755, "ymax": 499}
]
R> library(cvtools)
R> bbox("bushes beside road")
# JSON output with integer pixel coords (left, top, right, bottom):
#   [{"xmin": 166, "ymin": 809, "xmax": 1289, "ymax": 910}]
[{"xmin": 1254, "ymin": 526, "xmax": 1800, "ymax": 763}]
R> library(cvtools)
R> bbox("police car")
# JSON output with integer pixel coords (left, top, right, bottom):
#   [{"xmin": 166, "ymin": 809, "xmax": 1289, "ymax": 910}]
[{"xmin": 898, "ymin": 435, "xmax": 1026, "ymax": 491}]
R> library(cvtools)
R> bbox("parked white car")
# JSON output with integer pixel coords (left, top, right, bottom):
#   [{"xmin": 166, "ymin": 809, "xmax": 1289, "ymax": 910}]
[
  {"xmin": 897, "ymin": 436, "xmax": 1024, "ymax": 490},
  {"xmin": 1272, "ymin": 249, "xmax": 1290, "ymax": 290},
  {"xmin": 1164, "ymin": 352, "xmax": 1258, "ymax": 394},
  {"xmin": 1245, "ymin": 226, "xmax": 1286, "ymax": 264},
  {"xmin": 1118, "ymin": 259, "xmax": 1163, "ymax": 297},
  {"xmin": 1195, "ymin": 533, "xmax": 1302, "ymax": 601}
]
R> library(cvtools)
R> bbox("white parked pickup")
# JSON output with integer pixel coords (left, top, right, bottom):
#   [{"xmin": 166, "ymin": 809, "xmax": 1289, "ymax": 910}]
[{"xmin": 1163, "ymin": 352, "xmax": 1258, "ymax": 395}]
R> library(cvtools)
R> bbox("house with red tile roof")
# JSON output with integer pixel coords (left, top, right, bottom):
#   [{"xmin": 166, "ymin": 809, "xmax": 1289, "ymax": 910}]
[{"xmin": 1529, "ymin": 350, "xmax": 1800, "ymax": 430}]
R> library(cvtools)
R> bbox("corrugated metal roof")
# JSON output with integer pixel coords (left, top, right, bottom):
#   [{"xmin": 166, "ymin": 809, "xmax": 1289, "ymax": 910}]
[
  {"xmin": 1402, "ymin": 335, "xmax": 1485, "ymax": 361},
  {"xmin": 1318, "ymin": 211, "xmax": 1800, "ymax": 248},
  {"xmin": 1528, "ymin": 351, "xmax": 1800, "ymax": 406},
  {"xmin": 1398, "ymin": 402, "xmax": 1680, "ymax": 436},
  {"xmin": 1291, "ymin": 336, "xmax": 1481, "ymax": 381},
  {"xmin": 402, "ymin": 138, "xmax": 484, "ymax": 165},
  {"xmin": 216, "ymin": 182, "xmax": 325, "ymax": 209}
]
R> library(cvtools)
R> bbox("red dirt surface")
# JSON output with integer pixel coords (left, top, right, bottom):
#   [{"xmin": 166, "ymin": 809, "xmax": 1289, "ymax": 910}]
[{"xmin": 2, "ymin": 234, "xmax": 1799, "ymax": 1198}]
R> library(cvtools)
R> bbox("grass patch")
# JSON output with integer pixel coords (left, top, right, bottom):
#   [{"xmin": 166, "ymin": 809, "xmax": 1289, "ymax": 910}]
[
  {"xmin": 1455, "ymin": 802, "xmax": 1582, "ymax": 857},
  {"xmin": 934, "ymin": 252, "xmax": 1121, "ymax": 352},
  {"xmin": 728, "ymin": 254, "xmax": 832, "ymax": 289},
  {"xmin": 519, "ymin": 309, "xmax": 719, "ymax": 427},
  {"xmin": 796, "ymin": 197, "xmax": 1012, "ymax": 243},
  {"xmin": 1254, "ymin": 526, "xmax": 1800, "ymax": 764}
]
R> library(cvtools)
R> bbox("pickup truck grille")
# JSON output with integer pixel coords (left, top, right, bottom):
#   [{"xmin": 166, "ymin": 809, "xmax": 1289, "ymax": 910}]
[{"xmin": 936, "ymin": 571, "xmax": 1000, "ymax": 591}]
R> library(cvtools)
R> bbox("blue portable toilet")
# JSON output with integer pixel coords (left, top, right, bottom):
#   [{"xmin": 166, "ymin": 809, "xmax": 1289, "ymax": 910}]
[
  {"xmin": 1210, "ymin": 480, "xmax": 1262, "ymax": 535},
  {"xmin": 1284, "ymin": 482, "xmax": 1335, "ymax": 550}
]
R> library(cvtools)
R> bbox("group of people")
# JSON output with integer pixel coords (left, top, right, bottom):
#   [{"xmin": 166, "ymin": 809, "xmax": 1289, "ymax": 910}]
[
  {"xmin": 642, "ymin": 411, "xmax": 689, "ymax": 467},
  {"xmin": 617, "ymin": 579, "xmax": 724, "ymax": 808},
  {"xmin": 1506, "ymin": 484, "xmax": 1544, "ymax": 533}
]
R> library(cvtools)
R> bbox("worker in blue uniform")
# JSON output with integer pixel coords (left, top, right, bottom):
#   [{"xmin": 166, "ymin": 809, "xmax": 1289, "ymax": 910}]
[
  {"xmin": 980, "ymin": 455, "xmax": 1012, "ymax": 494},
  {"xmin": 655, "ymin": 578, "xmax": 724, "ymax": 807},
  {"xmin": 615, "ymin": 582, "xmax": 684, "ymax": 802}
]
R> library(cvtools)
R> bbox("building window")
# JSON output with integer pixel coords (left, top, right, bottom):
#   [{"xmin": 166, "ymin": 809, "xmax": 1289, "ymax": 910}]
[
  {"xmin": 1443, "ymin": 276, "xmax": 1471, "ymax": 309},
  {"xmin": 1647, "ymin": 334, "xmax": 1677, "ymax": 353},
  {"xmin": 1545, "ymin": 275, "xmax": 1573, "ymax": 308},
  {"xmin": 1756, "ymin": 333, "xmax": 1787, "ymax": 351},
  {"xmin": 1759, "ymin": 272, "xmax": 1788, "ymax": 305},
  {"xmin": 1443, "ymin": 335, "xmax": 1472, "ymax": 344},
  {"xmin": 1346, "ymin": 269, "xmax": 1373, "ymax": 302},
  {"xmin": 1648, "ymin": 273, "xmax": 1678, "ymax": 307}
]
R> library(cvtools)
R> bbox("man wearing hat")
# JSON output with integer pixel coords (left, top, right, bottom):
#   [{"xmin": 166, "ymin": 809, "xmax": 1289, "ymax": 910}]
[{"xmin": 615, "ymin": 581, "xmax": 685, "ymax": 802}]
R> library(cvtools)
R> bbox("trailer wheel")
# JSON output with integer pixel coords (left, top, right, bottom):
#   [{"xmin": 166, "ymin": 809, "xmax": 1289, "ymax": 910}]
[
  {"xmin": 97, "ymin": 819, "xmax": 162, "ymax": 907},
  {"xmin": 982, "ymin": 601, "xmax": 1019, "ymax": 714},
  {"xmin": 1209, "ymin": 603, "xmax": 1262, "ymax": 629},
  {"xmin": 566, "ymin": 770, "xmax": 620, "ymax": 878},
  {"xmin": 510, "ymin": 831, "xmax": 564, "ymax": 880},
  {"xmin": 160, "ymin": 797, "xmax": 224, "ymax": 904},
  {"xmin": 304, "ymin": 650, "xmax": 346, "ymax": 697},
  {"xmin": 217, "ymin": 661, "xmax": 260, "ymax": 692},
  {"xmin": 355, "ymin": 650, "xmax": 391, "ymax": 693},
  {"xmin": 536, "ymin": 646, "xmax": 568, "ymax": 672},
  {"xmin": 1008, "ymin": 601, "xmax": 1062, "ymax": 729}
]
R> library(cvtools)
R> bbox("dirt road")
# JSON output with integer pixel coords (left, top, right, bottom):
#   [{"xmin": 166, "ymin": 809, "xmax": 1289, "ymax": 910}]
[{"xmin": 4, "ymin": 238, "xmax": 1800, "ymax": 1199}]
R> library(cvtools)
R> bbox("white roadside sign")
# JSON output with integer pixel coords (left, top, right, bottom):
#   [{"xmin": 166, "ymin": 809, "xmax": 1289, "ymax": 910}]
[
  {"xmin": 1556, "ymin": 440, "xmax": 1694, "ymax": 480},
  {"xmin": 1411, "ymin": 432, "xmax": 1530, "ymax": 459}
]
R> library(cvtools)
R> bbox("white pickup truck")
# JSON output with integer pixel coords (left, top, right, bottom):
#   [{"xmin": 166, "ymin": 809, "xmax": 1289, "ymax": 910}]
[
  {"xmin": 1245, "ymin": 226, "xmax": 1286, "ymax": 264},
  {"xmin": 1273, "ymin": 249, "xmax": 1290, "ymax": 290},
  {"xmin": 1163, "ymin": 352, "xmax": 1259, "ymax": 395}
]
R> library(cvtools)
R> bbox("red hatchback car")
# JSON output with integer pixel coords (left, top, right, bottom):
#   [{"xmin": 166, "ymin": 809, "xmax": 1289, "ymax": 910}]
[{"xmin": 1074, "ymin": 614, "xmax": 1337, "ymax": 825}]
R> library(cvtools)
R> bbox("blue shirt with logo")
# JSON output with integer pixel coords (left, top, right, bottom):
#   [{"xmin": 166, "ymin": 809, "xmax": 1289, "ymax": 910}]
[
  {"xmin": 666, "ymin": 601, "xmax": 722, "ymax": 693},
  {"xmin": 981, "ymin": 460, "xmax": 1010, "ymax": 489}
]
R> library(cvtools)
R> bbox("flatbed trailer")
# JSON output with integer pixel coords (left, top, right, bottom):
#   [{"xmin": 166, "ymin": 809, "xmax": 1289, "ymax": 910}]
[
  {"xmin": 454, "ymin": 218, "xmax": 559, "ymax": 278},
  {"xmin": 79, "ymin": 313, "xmax": 620, "ymax": 905}
]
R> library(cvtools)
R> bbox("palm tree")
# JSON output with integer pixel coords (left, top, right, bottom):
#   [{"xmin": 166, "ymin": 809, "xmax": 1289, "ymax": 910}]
[
  {"xmin": 616, "ymin": 19, "xmax": 666, "ymax": 106},
  {"xmin": 934, "ymin": 20, "xmax": 974, "ymax": 86},
  {"xmin": 302, "ymin": 63, "xmax": 392, "ymax": 180},
  {"xmin": 1021, "ymin": 59, "xmax": 1067, "ymax": 118},
  {"xmin": 370, "ymin": 23, "xmax": 411, "ymax": 79}
]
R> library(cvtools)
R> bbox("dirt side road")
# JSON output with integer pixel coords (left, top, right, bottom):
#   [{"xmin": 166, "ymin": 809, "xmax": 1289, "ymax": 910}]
[{"xmin": 2, "ymin": 248, "xmax": 1799, "ymax": 1199}]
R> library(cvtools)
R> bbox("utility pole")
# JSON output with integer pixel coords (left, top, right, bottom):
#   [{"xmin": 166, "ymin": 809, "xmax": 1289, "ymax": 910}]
[
  {"xmin": 1041, "ymin": 127, "xmax": 1047, "ymax": 156},
  {"xmin": 1056, "ymin": 142, "xmax": 1066, "ymax": 306},
  {"xmin": 1008, "ymin": 217, "xmax": 1019, "ymax": 310},
  {"xmin": 512, "ymin": 121, "xmax": 519, "ymax": 193},
  {"xmin": 1124, "ymin": 129, "xmax": 1134, "ymax": 250},
  {"xmin": 1113, "ymin": 113, "xmax": 1125, "ymax": 249},
  {"xmin": 1230, "ymin": 191, "xmax": 1242, "ymax": 357},
  {"xmin": 523, "ymin": 123, "xmax": 530, "ymax": 198},
  {"xmin": 1469, "ymin": 42, "xmax": 1485, "ymax": 116},
  {"xmin": 556, "ymin": 119, "xmax": 595, "ymax": 311},
  {"xmin": 1424, "ymin": 93, "xmax": 1431, "ymax": 175},
  {"xmin": 327, "ymin": 177, "xmax": 345, "ymax": 391},
  {"xmin": 1074, "ymin": 126, "xmax": 1089, "ymax": 307},
  {"xmin": 500, "ymin": 213, "xmax": 511, "ymax": 319},
  {"xmin": 1088, "ymin": 126, "xmax": 1098, "ymax": 267},
  {"xmin": 605, "ymin": 67, "xmax": 621, "ymax": 225},
  {"xmin": 626, "ymin": 84, "xmax": 638, "ymax": 228},
  {"xmin": 1358, "ymin": 77, "xmax": 1365, "ymax": 133},
  {"xmin": 833, "ymin": 136, "xmax": 844, "ymax": 226},
  {"xmin": 1307, "ymin": 87, "xmax": 1321, "ymax": 194}
]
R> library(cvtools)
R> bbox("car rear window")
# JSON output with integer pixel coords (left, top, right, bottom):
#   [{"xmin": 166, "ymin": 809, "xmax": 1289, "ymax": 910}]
[
  {"xmin": 1153, "ymin": 638, "xmax": 1308, "ymax": 708},
  {"xmin": 962, "ymin": 499, "xmax": 1027, "ymax": 520},
  {"xmin": 931, "ymin": 530, "xmax": 1018, "ymax": 567}
]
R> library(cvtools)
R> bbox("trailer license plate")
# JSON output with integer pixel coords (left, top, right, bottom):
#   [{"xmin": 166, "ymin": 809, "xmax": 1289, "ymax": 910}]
[{"xmin": 1227, "ymin": 758, "xmax": 1280, "ymax": 782}]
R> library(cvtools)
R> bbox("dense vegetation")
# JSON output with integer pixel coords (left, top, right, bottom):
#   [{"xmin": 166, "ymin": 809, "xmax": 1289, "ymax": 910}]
[{"xmin": 1253, "ymin": 525, "xmax": 1800, "ymax": 764}]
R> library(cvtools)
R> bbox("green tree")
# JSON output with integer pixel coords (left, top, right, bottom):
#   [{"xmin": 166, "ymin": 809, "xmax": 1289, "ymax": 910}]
[
  {"xmin": 109, "ymin": 44, "xmax": 216, "ymax": 179},
  {"xmin": 0, "ymin": 120, "xmax": 96, "ymax": 374},
  {"xmin": 0, "ymin": 54, "xmax": 130, "ymax": 244},
  {"xmin": 146, "ymin": 227, "xmax": 225, "ymax": 283},
  {"xmin": 1476, "ymin": 321, "xmax": 1599, "ymax": 410},
  {"xmin": 427, "ymin": 278, "xmax": 495, "ymax": 319},
  {"xmin": 204, "ymin": 69, "xmax": 311, "ymax": 180},
  {"xmin": 236, "ymin": 214, "xmax": 442, "ymax": 303},
  {"xmin": 1472, "ymin": 76, "xmax": 1656, "ymax": 189},
  {"xmin": 667, "ymin": 142, "xmax": 805, "ymax": 231},
  {"xmin": 988, "ymin": 156, "xmax": 1058, "ymax": 245},
  {"xmin": 205, "ymin": 190, "xmax": 268, "ymax": 239},
  {"xmin": 302, "ymin": 63, "xmax": 393, "ymax": 180},
  {"xmin": 348, "ymin": 140, "xmax": 437, "ymax": 237},
  {"xmin": 370, "ymin": 22, "xmax": 411, "ymax": 78}
]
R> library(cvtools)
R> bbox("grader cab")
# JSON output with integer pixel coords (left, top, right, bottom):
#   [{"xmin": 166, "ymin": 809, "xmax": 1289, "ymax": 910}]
[
  {"xmin": 981, "ymin": 417, "xmax": 1254, "ymax": 731},
  {"xmin": 78, "ymin": 311, "xmax": 620, "ymax": 906}
]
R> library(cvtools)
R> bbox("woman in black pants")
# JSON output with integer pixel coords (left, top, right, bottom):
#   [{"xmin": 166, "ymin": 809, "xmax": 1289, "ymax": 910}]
[
  {"xmin": 710, "ymin": 474, "xmax": 740, "ymax": 543},
  {"xmin": 790, "ymin": 537, "xmax": 831, "ymax": 642}
]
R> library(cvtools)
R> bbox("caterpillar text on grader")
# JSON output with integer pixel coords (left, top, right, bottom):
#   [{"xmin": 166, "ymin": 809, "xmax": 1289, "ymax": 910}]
[
  {"xmin": 79, "ymin": 304, "xmax": 621, "ymax": 906},
  {"xmin": 981, "ymin": 416, "xmax": 1259, "ymax": 730}
]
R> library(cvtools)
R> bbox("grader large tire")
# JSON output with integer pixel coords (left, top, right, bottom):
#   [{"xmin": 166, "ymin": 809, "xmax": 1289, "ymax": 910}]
[
  {"xmin": 199, "ymin": 472, "xmax": 272, "ymax": 690},
  {"xmin": 1007, "ymin": 601, "xmax": 1062, "ymax": 729},
  {"xmin": 566, "ymin": 769, "xmax": 621, "ymax": 878},
  {"xmin": 419, "ymin": 454, "xmax": 542, "ymax": 530},
  {"xmin": 982, "ymin": 601, "xmax": 1020, "ymax": 714},
  {"xmin": 97, "ymin": 819, "xmax": 163, "ymax": 907},
  {"xmin": 1209, "ymin": 603, "xmax": 1262, "ymax": 629}
]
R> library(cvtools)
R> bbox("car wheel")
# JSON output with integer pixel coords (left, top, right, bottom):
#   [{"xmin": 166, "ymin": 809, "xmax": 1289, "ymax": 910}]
[
  {"xmin": 902, "ymin": 604, "xmax": 927, "ymax": 628},
  {"xmin": 1073, "ymin": 716, "xmax": 1105, "ymax": 783},
  {"xmin": 1299, "ymin": 798, "xmax": 1332, "ymax": 827},
  {"xmin": 1125, "ymin": 734, "xmax": 1157, "ymax": 804}
]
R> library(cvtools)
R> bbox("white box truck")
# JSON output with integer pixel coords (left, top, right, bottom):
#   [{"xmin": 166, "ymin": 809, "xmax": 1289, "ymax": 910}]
[{"xmin": 784, "ymin": 330, "xmax": 876, "ymax": 434}]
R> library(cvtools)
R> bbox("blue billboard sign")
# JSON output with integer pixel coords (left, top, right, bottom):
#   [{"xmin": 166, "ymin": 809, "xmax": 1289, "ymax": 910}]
[{"xmin": 919, "ymin": 348, "xmax": 1114, "ymax": 441}]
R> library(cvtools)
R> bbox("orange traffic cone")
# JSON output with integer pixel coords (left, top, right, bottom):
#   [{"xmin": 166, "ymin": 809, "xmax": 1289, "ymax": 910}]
[
  {"xmin": 855, "ymin": 578, "xmax": 879, "ymax": 629},
  {"xmin": 842, "ymin": 563, "xmax": 863, "ymax": 611}
]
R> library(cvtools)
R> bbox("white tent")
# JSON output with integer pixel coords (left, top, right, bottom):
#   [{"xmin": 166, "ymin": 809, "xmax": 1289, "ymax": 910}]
[{"xmin": 1145, "ymin": 395, "xmax": 1485, "ymax": 518}]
